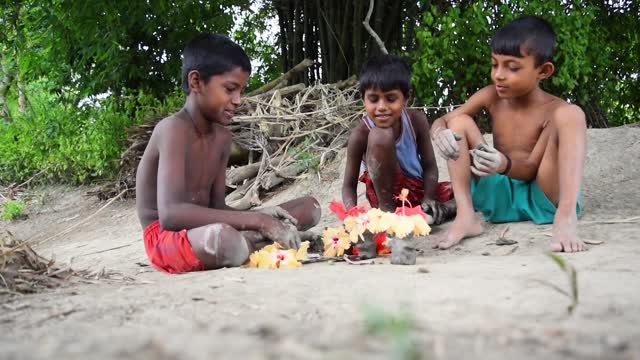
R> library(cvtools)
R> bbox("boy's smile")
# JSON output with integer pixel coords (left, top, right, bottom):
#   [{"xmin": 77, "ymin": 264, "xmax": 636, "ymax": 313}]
[{"xmin": 363, "ymin": 88, "xmax": 407, "ymax": 129}]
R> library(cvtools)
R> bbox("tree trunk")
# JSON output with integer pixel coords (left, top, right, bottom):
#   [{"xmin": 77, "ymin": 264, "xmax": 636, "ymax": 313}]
[{"xmin": 0, "ymin": 58, "xmax": 15, "ymax": 122}]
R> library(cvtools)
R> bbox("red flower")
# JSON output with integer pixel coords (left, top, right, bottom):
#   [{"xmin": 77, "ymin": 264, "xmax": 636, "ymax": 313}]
[
  {"xmin": 394, "ymin": 205, "xmax": 428, "ymax": 220},
  {"xmin": 328, "ymin": 201, "xmax": 366, "ymax": 221}
]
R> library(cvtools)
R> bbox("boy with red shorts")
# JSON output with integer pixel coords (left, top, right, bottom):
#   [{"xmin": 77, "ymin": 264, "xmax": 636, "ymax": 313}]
[{"xmin": 136, "ymin": 33, "xmax": 321, "ymax": 273}]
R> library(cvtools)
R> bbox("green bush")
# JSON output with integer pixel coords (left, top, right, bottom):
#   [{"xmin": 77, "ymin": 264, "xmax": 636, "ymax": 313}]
[
  {"xmin": 1, "ymin": 200, "xmax": 25, "ymax": 221},
  {"xmin": 411, "ymin": 0, "xmax": 639, "ymax": 127},
  {"xmin": 0, "ymin": 79, "xmax": 184, "ymax": 184}
]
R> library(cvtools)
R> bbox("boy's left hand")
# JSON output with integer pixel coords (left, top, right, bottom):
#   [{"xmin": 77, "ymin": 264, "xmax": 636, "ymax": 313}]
[{"xmin": 469, "ymin": 144, "xmax": 503, "ymax": 177}]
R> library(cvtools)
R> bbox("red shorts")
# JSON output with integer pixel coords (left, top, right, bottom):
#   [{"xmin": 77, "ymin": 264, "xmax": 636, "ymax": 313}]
[
  {"xmin": 143, "ymin": 220, "xmax": 205, "ymax": 274},
  {"xmin": 359, "ymin": 170, "xmax": 453, "ymax": 209}
]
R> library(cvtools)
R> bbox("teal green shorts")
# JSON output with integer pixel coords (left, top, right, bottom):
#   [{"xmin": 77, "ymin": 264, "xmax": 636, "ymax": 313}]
[{"xmin": 470, "ymin": 174, "xmax": 581, "ymax": 224}]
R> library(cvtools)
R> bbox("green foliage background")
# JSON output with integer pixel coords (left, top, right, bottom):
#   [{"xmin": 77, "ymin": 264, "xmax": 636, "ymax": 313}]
[
  {"xmin": 0, "ymin": 0, "xmax": 638, "ymax": 185},
  {"xmin": 412, "ymin": 0, "xmax": 639, "ymax": 127}
]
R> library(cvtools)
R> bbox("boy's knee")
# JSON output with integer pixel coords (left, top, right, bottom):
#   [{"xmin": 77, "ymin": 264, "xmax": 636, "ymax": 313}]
[
  {"xmin": 448, "ymin": 114, "xmax": 474, "ymax": 130},
  {"xmin": 305, "ymin": 196, "xmax": 321, "ymax": 227},
  {"xmin": 367, "ymin": 126, "xmax": 395, "ymax": 148},
  {"xmin": 203, "ymin": 224, "xmax": 249, "ymax": 268}
]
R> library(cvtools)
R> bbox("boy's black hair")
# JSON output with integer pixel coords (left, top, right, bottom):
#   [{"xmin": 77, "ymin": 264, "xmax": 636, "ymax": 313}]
[
  {"xmin": 181, "ymin": 33, "xmax": 251, "ymax": 94},
  {"xmin": 490, "ymin": 16, "xmax": 557, "ymax": 66},
  {"xmin": 359, "ymin": 55, "xmax": 412, "ymax": 97}
]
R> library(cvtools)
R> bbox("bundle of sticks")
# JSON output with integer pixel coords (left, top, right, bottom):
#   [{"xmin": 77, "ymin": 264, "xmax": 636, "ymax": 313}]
[
  {"xmin": 0, "ymin": 230, "xmax": 89, "ymax": 295},
  {"xmin": 91, "ymin": 60, "xmax": 363, "ymax": 209}
]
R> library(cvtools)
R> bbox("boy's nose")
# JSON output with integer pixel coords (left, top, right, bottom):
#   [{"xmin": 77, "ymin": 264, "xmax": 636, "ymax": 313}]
[
  {"xmin": 231, "ymin": 92, "xmax": 241, "ymax": 106},
  {"xmin": 376, "ymin": 101, "xmax": 388, "ymax": 111}
]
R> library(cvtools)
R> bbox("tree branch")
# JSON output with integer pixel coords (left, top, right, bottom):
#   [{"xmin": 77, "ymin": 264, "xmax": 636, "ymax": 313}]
[{"xmin": 362, "ymin": 0, "xmax": 388, "ymax": 54}]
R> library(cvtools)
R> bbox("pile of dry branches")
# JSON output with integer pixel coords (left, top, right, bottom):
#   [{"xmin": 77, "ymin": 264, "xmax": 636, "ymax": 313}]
[
  {"xmin": 0, "ymin": 230, "xmax": 89, "ymax": 295},
  {"xmin": 92, "ymin": 67, "xmax": 363, "ymax": 209}
]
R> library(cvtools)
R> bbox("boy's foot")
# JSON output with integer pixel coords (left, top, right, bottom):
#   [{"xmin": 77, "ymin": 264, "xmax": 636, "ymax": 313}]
[
  {"xmin": 432, "ymin": 214, "xmax": 483, "ymax": 249},
  {"xmin": 550, "ymin": 215, "xmax": 586, "ymax": 252}
]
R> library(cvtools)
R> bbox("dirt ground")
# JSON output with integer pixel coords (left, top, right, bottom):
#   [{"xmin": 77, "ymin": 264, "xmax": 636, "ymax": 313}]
[{"xmin": 2, "ymin": 126, "xmax": 640, "ymax": 360}]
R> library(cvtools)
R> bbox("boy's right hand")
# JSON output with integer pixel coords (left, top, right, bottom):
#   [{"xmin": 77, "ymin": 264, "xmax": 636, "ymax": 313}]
[
  {"xmin": 256, "ymin": 206, "xmax": 298, "ymax": 226},
  {"xmin": 259, "ymin": 215, "xmax": 301, "ymax": 249},
  {"xmin": 432, "ymin": 128, "xmax": 463, "ymax": 160}
]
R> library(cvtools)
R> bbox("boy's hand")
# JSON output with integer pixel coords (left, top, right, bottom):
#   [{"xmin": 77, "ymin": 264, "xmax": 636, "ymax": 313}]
[
  {"xmin": 432, "ymin": 128, "xmax": 463, "ymax": 160},
  {"xmin": 256, "ymin": 206, "xmax": 298, "ymax": 226},
  {"xmin": 259, "ymin": 216, "xmax": 301, "ymax": 249},
  {"xmin": 469, "ymin": 144, "xmax": 503, "ymax": 177}
]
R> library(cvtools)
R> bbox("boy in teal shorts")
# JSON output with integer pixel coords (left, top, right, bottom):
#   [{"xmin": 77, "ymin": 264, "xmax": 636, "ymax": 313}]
[{"xmin": 430, "ymin": 16, "xmax": 586, "ymax": 252}]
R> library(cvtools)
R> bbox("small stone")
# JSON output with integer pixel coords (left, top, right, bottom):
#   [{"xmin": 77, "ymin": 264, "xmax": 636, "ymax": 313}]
[
  {"xmin": 417, "ymin": 267, "xmax": 430, "ymax": 273},
  {"xmin": 481, "ymin": 252, "xmax": 491, "ymax": 256},
  {"xmin": 389, "ymin": 239, "xmax": 417, "ymax": 265}
]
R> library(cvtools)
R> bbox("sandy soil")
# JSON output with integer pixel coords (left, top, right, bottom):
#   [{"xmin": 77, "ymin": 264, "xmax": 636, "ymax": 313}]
[{"xmin": 2, "ymin": 126, "xmax": 640, "ymax": 360}]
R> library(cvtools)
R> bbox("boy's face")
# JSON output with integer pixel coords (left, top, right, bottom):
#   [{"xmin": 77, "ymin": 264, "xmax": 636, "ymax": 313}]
[
  {"xmin": 195, "ymin": 66, "xmax": 249, "ymax": 125},
  {"xmin": 490, "ymin": 52, "xmax": 551, "ymax": 98},
  {"xmin": 363, "ymin": 88, "xmax": 407, "ymax": 128}
]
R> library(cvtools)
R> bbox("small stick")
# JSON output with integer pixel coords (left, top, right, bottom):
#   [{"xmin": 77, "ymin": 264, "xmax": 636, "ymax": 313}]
[
  {"xmin": 343, "ymin": 255, "xmax": 376, "ymax": 265},
  {"xmin": 500, "ymin": 225, "xmax": 510, "ymax": 239},
  {"xmin": 0, "ymin": 189, "xmax": 127, "ymax": 257},
  {"xmin": 77, "ymin": 241, "xmax": 136, "ymax": 257}
]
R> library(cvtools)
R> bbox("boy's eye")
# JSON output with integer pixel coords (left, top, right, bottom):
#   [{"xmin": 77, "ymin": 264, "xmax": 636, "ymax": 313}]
[
  {"xmin": 367, "ymin": 96, "xmax": 379, "ymax": 102},
  {"xmin": 509, "ymin": 67, "xmax": 520, "ymax": 72},
  {"xmin": 386, "ymin": 96, "xmax": 397, "ymax": 102}
]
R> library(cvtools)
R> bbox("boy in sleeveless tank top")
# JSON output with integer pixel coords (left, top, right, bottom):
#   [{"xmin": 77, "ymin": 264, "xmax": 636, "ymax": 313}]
[{"xmin": 341, "ymin": 55, "xmax": 455, "ymax": 226}]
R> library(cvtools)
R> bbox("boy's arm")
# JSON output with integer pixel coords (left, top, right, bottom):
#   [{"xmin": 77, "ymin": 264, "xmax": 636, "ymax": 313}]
[
  {"xmin": 430, "ymin": 85, "xmax": 495, "ymax": 136},
  {"xmin": 409, "ymin": 110, "xmax": 439, "ymax": 201},
  {"xmin": 209, "ymin": 134, "xmax": 237, "ymax": 211},
  {"xmin": 155, "ymin": 120, "xmax": 269, "ymax": 232},
  {"xmin": 342, "ymin": 126, "xmax": 368, "ymax": 209}
]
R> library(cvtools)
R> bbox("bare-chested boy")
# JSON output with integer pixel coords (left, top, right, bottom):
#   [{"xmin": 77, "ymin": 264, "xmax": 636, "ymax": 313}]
[
  {"xmin": 136, "ymin": 33, "xmax": 321, "ymax": 273},
  {"xmin": 342, "ymin": 55, "xmax": 454, "ymax": 225},
  {"xmin": 430, "ymin": 16, "xmax": 586, "ymax": 252}
]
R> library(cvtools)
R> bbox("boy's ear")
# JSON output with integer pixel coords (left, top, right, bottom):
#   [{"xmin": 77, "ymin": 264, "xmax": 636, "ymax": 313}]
[
  {"xmin": 405, "ymin": 89, "xmax": 414, "ymax": 106},
  {"xmin": 188, "ymin": 70, "xmax": 202, "ymax": 93},
  {"xmin": 538, "ymin": 62, "xmax": 555, "ymax": 80}
]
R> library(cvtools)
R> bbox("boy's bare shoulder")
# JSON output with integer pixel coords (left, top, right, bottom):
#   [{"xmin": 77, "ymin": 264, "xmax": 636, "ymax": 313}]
[
  {"xmin": 153, "ymin": 113, "xmax": 189, "ymax": 136},
  {"xmin": 477, "ymin": 85, "xmax": 501, "ymax": 107},
  {"xmin": 550, "ymin": 101, "xmax": 585, "ymax": 122}
]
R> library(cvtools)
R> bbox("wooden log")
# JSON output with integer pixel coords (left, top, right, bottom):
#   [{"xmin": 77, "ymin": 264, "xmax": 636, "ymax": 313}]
[
  {"xmin": 226, "ymin": 185, "xmax": 261, "ymax": 210},
  {"xmin": 260, "ymin": 162, "xmax": 308, "ymax": 190},
  {"xmin": 247, "ymin": 59, "xmax": 314, "ymax": 96},
  {"xmin": 261, "ymin": 83, "xmax": 306, "ymax": 99},
  {"xmin": 226, "ymin": 155, "xmax": 283, "ymax": 186},
  {"xmin": 226, "ymin": 163, "xmax": 261, "ymax": 186}
]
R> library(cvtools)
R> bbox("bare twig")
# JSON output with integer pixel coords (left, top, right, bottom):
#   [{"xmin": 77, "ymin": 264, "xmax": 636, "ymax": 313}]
[
  {"xmin": 0, "ymin": 189, "xmax": 127, "ymax": 257},
  {"xmin": 363, "ymin": 0, "xmax": 388, "ymax": 54}
]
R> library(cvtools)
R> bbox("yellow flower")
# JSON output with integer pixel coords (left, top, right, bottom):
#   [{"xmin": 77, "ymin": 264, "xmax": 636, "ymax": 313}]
[
  {"xmin": 273, "ymin": 249, "xmax": 301, "ymax": 268},
  {"xmin": 412, "ymin": 215, "xmax": 431, "ymax": 237},
  {"xmin": 344, "ymin": 213, "xmax": 369, "ymax": 243},
  {"xmin": 296, "ymin": 241, "xmax": 310, "ymax": 261},
  {"xmin": 322, "ymin": 226, "xmax": 351, "ymax": 257},
  {"xmin": 248, "ymin": 241, "xmax": 310, "ymax": 269},
  {"xmin": 388, "ymin": 215, "xmax": 415, "ymax": 239},
  {"xmin": 366, "ymin": 208, "xmax": 395, "ymax": 233}
]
